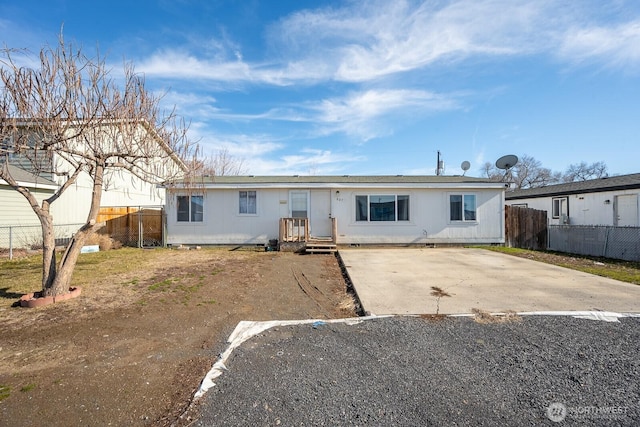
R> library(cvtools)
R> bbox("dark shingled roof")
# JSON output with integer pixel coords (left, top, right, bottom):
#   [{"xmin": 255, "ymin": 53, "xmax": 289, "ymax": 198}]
[
  {"xmin": 1, "ymin": 164, "xmax": 57, "ymax": 188},
  {"xmin": 506, "ymin": 173, "xmax": 640, "ymax": 200}
]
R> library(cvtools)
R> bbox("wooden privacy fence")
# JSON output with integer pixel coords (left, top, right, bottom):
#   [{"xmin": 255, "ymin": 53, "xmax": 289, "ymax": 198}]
[
  {"xmin": 97, "ymin": 206, "xmax": 164, "ymax": 247},
  {"xmin": 505, "ymin": 205, "xmax": 548, "ymax": 250}
]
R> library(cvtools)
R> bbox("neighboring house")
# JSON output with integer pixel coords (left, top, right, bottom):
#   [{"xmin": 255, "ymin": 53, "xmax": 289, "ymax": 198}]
[
  {"xmin": 164, "ymin": 175, "xmax": 506, "ymax": 247},
  {"xmin": 0, "ymin": 164, "xmax": 57, "ymax": 225},
  {"xmin": 0, "ymin": 120, "xmax": 186, "ymax": 248},
  {"xmin": 505, "ymin": 173, "xmax": 640, "ymax": 226}
]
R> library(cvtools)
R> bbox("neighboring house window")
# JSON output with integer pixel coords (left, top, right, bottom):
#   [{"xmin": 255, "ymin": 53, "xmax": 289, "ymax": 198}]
[
  {"xmin": 450, "ymin": 194, "xmax": 477, "ymax": 222},
  {"xmin": 552, "ymin": 197, "xmax": 568, "ymax": 219},
  {"xmin": 239, "ymin": 190, "xmax": 257, "ymax": 214},
  {"xmin": 177, "ymin": 195, "xmax": 204, "ymax": 222},
  {"xmin": 355, "ymin": 195, "xmax": 410, "ymax": 222},
  {"xmin": 511, "ymin": 203, "xmax": 528, "ymax": 208}
]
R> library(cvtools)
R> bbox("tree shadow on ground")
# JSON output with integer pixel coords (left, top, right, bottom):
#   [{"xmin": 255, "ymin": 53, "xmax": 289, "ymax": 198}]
[{"xmin": 0, "ymin": 287, "xmax": 24, "ymax": 300}]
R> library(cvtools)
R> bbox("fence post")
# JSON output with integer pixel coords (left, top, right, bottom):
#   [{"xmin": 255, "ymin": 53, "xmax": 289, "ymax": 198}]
[
  {"xmin": 9, "ymin": 226, "xmax": 13, "ymax": 260},
  {"xmin": 138, "ymin": 208, "xmax": 143, "ymax": 248},
  {"xmin": 603, "ymin": 227, "xmax": 611, "ymax": 258},
  {"xmin": 162, "ymin": 209, "xmax": 167, "ymax": 247}
]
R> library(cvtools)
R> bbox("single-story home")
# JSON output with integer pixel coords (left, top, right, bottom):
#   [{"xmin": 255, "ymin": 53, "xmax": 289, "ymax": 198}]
[
  {"xmin": 505, "ymin": 173, "xmax": 640, "ymax": 226},
  {"xmin": 164, "ymin": 175, "xmax": 507, "ymax": 247}
]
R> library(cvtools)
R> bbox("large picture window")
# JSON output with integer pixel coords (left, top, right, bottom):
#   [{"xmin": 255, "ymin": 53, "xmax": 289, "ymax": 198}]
[
  {"xmin": 450, "ymin": 194, "xmax": 476, "ymax": 222},
  {"xmin": 239, "ymin": 190, "xmax": 257, "ymax": 214},
  {"xmin": 177, "ymin": 195, "xmax": 204, "ymax": 222},
  {"xmin": 355, "ymin": 195, "xmax": 410, "ymax": 222}
]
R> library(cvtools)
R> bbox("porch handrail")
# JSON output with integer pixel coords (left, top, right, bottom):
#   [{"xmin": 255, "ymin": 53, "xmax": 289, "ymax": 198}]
[{"xmin": 279, "ymin": 217, "xmax": 309, "ymax": 242}]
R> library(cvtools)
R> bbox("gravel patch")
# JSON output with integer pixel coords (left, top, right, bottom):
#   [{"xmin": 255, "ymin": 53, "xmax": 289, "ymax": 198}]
[{"xmin": 195, "ymin": 316, "xmax": 640, "ymax": 426}]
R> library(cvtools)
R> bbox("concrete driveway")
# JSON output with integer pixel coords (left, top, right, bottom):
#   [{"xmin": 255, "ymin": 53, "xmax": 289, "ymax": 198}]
[{"xmin": 339, "ymin": 248, "xmax": 640, "ymax": 315}]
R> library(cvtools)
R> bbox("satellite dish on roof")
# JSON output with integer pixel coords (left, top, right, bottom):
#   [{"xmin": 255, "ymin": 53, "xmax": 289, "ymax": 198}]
[
  {"xmin": 495, "ymin": 154, "xmax": 518, "ymax": 170},
  {"xmin": 460, "ymin": 161, "xmax": 470, "ymax": 176}
]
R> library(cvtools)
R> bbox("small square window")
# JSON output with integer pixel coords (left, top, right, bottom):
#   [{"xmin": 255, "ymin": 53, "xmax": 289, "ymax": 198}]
[
  {"xmin": 177, "ymin": 195, "xmax": 203, "ymax": 222},
  {"xmin": 239, "ymin": 191, "xmax": 257, "ymax": 214},
  {"xmin": 552, "ymin": 197, "xmax": 568, "ymax": 219},
  {"xmin": 450, "ymin": 194, "xmax": 476, "ymax": 222}
]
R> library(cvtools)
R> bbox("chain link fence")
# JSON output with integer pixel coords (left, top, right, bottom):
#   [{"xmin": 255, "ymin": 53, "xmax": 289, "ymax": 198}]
[
  {"xmin": 0, "ymin": 223, "xmax": 84, "ymax": 259},
  {"xmin": 548, "ymin": 225, "xmax": 640, "ymax": 262},
  {"xmin": 1, "ymin": 208, "xmax": 165, "ymax": 260}
]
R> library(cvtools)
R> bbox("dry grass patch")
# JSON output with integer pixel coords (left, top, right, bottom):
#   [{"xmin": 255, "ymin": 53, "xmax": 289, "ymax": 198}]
[
  {"xmin": 478, "ymin": 246, "xmax": 640, "ymax": 285},
  {"xmin": 472, "ymin": 308, "xmax": 522, "ymax": 324}
]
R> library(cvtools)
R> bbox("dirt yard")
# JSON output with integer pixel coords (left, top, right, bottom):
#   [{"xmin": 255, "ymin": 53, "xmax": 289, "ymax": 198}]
[{"xmin": 0, "ymin": 248, "xmax": 356, "ymax": 426}]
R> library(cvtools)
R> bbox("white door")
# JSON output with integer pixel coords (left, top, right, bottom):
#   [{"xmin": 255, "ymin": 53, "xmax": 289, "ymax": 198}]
[
  {"xmin": 615, "ymin": 194, "xmax": 639, "ymax": 226},
  {"xmin": 310, "ymin": 190, "xmax": 332, "ymax": 237}
]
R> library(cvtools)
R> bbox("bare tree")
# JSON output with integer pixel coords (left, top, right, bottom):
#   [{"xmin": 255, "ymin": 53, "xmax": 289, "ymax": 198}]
[
  {"xmin": 563, "ymin": 161, "xmax": 608, "ymax": 182},
  {"xmin": 481, "ymin": 161, "xmax": 503, "ymax": 182},
  {"xmin": 512, "ymin": 155, "xmax": 562, "ymax": 189},
  {"xmin": 0, "ymin": 34, "xmax": 196, "ymax": 297},
  {"xmin": 482, "ymin": 155, "xmax": 561, "ymax": 189},
  {"xmin": 196, "ymin": 148, "xmax": 247, "ymax": 176}
]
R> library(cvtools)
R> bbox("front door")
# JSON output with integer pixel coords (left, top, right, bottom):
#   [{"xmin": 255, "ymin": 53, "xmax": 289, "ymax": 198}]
[
  {"xmin": 615, "ymin": 194, "xmax": 639, "ymax": 226},
  {"xmin": 310, "ymin": 190, "xmax": 331, "ymax": 237}
]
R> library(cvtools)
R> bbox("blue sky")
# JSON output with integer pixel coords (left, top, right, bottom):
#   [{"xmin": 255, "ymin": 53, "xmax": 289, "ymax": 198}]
[{"xmin": 1, "ymin": 0, "xmax": 639, "ymax": 176}]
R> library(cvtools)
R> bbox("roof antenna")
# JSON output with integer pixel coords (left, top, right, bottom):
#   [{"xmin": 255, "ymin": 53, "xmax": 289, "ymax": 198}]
[{"xmin": 436, "ymin": 150, "xmax": 445, "ymax": 176}]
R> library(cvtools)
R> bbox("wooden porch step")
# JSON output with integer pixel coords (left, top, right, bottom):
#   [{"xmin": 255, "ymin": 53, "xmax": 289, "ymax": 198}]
[{"xmin": 305, "ymin": 242, "xmax": 337, "ymax": 254}]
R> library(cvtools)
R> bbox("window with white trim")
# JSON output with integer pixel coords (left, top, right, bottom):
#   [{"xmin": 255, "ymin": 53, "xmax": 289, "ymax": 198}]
[
  {"xmin": 239, "ymin": 190, "xmax": 257, "ymax": 214},
  {"xmin": 355, "ymin": 195, "xmax": 410, "ymax": 222},
  {"xmin": 552, "ymin": 197, "xmax": 568, "ymax": 219},
  {"xmin": 177, "ymin": 195, "xmax": 204, "ymax": 222},
  {"xmin": 450, "ymin": 194, "xmax": 476, "ymax": 222}
]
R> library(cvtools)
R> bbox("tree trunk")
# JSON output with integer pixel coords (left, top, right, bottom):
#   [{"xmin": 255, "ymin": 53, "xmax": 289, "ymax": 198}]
[
  {"xmin": 50, "ymin": 163, "xmax": 106, "ymax": 294},
  {"xmin": 51, "ymin": 225, "xmax": 94, "ymax": 292},
  {"xmin": 40, "ymin": 213, "xmax": 58, "ymax": 296}
]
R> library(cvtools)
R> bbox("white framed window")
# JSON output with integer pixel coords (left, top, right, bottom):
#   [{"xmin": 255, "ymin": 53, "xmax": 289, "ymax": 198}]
[
  {"xmin": 177, "ymin": 195, "xmax": 204, "ymax": 222},
  {"xmin": 239, "ymin": 190, "xmax": 257, "ymax": 215},
  {"xmin": 355, "ymin": 195, "xmax": 410, "ymax": 222},
  {"xmin": 552, "ymin": 197, "xmax": 568, "ymax": 219},
  {"xmin": 450, "ymin": 194, "xmax": 477, "ymax": 222}
]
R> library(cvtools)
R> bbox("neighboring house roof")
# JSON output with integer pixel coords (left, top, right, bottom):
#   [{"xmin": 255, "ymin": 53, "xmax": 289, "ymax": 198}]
[
  {"xmin": 168, "ymin": 175, "xmax": 506, "ymax": 189},
  {"xmin": 0, "ymin": 163, "xmax": 57, "ymax": 190},
  {"xmin": 2, "ymin": 118, "xmax": 188, "ymax": 174},
  {"xmin": 506, "ymin": 173, "xmax": 640, "ymax": 200}
]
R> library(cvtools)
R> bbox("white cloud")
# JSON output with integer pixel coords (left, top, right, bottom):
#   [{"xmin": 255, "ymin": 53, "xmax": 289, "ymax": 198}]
[
  {"xmin": 138, "ymin": 49, "xmax": 253, "ymax": 82},
  {"xmin": 133, "ymin": 0, "xmax": 557, "ymax": 85},
  {"xmin": 247, "ymin": 148, "xmax": 365, "ymax": 175},
  {"xmin": 131, "ymin": 1, "xmax": 640, "ymax": 86},
  {"xmin": 179, "ymin": 88, "xmax": 461, "ymax": 142},
  {"xmin": 281, "ymin": 0, "xmax": 549, "ymax": 82},
  {"xmin": 558, "ymin": 20, "xmax": 640, "ymax": 69},
  {"xmin": 308, "ymin": 89, "xmax": 460, "ymax": 140},
  {"xmin": 195, "ymin": 134, "xmax": 283, "ymax": 158}
]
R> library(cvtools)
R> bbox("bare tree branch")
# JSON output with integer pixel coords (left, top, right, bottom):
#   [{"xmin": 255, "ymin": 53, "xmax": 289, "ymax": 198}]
[{"xmin": 1, "ymin": 33, "xmax": 197, "ymax": 296}]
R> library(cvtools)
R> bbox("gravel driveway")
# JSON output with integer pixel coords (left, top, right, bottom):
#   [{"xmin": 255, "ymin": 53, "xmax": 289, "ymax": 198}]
[{"xmin": 194, "ymin": 315, "xmax": 640, "ymax": 426}]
